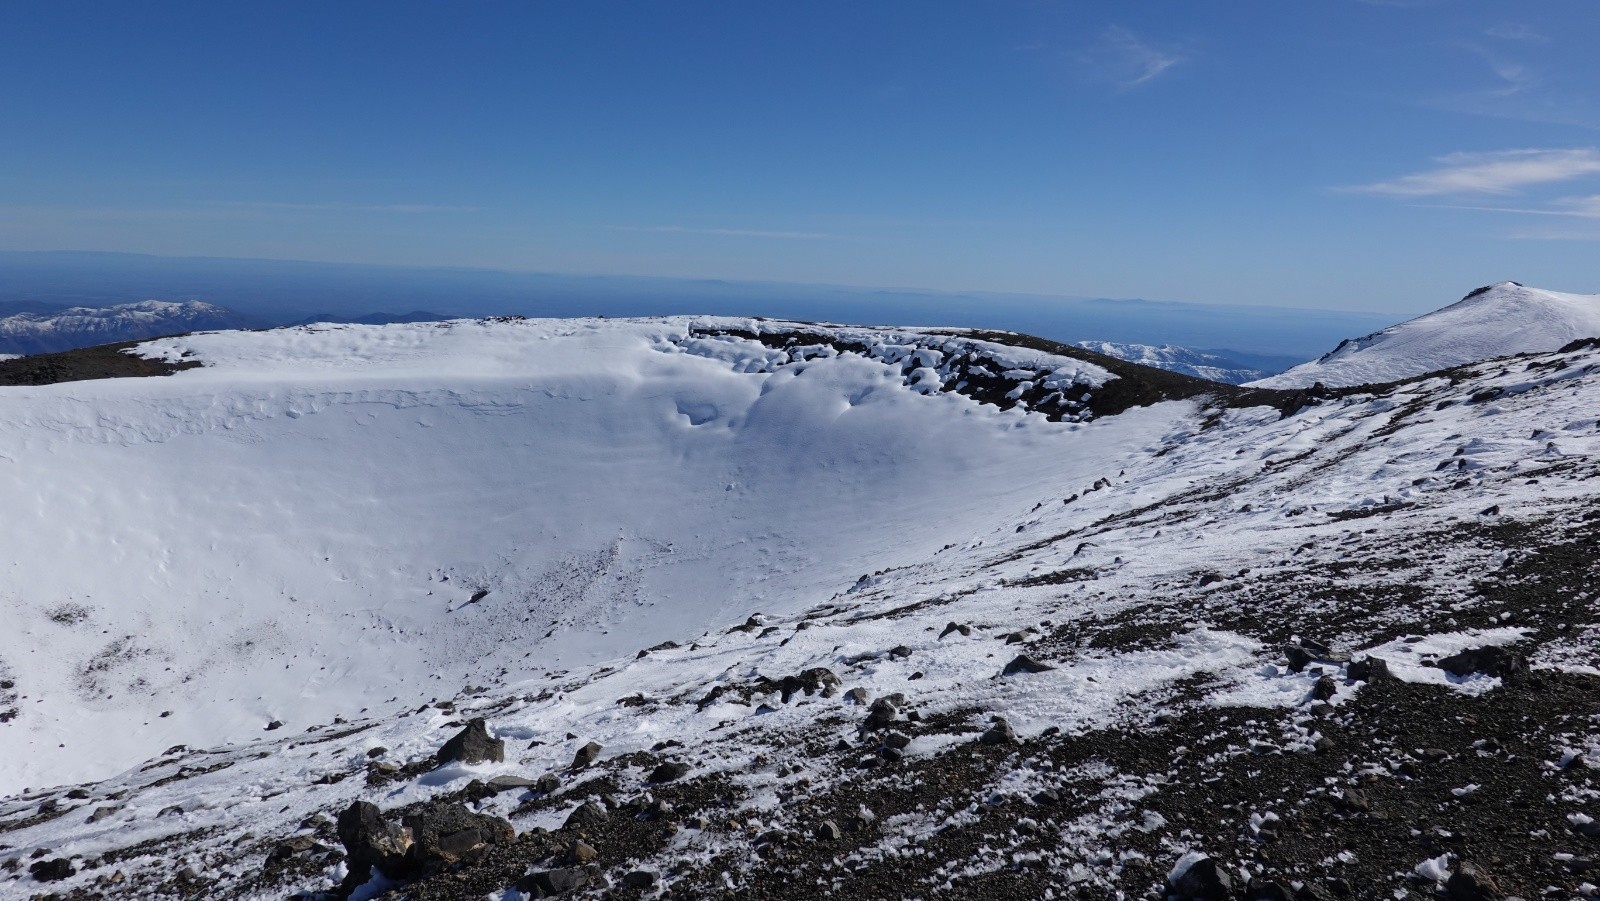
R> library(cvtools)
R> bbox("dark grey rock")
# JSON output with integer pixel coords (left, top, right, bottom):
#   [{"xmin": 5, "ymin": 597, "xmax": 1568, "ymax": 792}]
[
  {"xmin": 1168, "ymin": 855, "xmax": 1233, "ymax": 900},
  {"xmin": 815, "ymin": 819, "xmax": 842, "ymax": 840},
  {"xmin": 29, "ymin": 858, "xmax": 74, "ymax": 882},
  {"xmin": 1346, "ymin": 656, "xmax": 1392, "ymax": 682},
  {"xmin": 1002, "ymin": 654, "xmax": 1055, "ymax": 675},
  {"xmin": 623, "ymin": 870, "xmax": 658, "ymax": 889},
  {"xmin": 979, "ymin": 717, "xmax": 1019, "ymax": 745},
  {"xmin": 939, "ymin": 622, "xmax": 972, "ymax": 639},
  {"xmin": 1311, "ymin": 675, "xmax": 1337, "ymax": 702},
  {"xmin": 335, "ymin": 800, "xmax": 411, "ymax": 886},
  {"xmin": 401, "ymin": 802, "xmax": 514, "ymax": 870},
  {"xmin": 563, "ymin": 801, "xmax": 609, "ymax": 831},
  {"xmin": 435, "ymin": 717, "xmax": 505, "ymax": 766},
  {"xmin": 1444, "ymin": 861, "xmax": 1504, "ymax": 901},
  {"xmin": 1438, "ymin": 646, "xmax": 1529, "ymax": 683},
  {"xmin": 648, "ymin": 761, "xmax": 691, "ymax": 783},
  {"xmin": 571, "ymin": 740, "xmax": 602, "ymax": 769}
]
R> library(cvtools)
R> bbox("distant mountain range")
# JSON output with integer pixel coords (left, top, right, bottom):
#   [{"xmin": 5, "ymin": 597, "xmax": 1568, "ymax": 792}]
[
  {"xmin": 0, "ymin": 300, "xmax": 254, "ymax": 356},
  {"xmin": 1073, "ymin": 341, "xmax": 1297, "ymax": 384}
]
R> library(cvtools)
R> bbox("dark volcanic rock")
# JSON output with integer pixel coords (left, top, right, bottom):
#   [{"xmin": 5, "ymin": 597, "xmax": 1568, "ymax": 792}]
[
  {"xmin": 29, "ymin": 857, "xmax": 75, "ymax": 882},
  {"xmin": 1444, "ymin": 861, "xmax": 1504, "ymax": 900},
  {"xmin": 1001, "ymin": 654, "xmax": 1055, "ymax": 675},
  {"xmin": 1169, "ymin": 855, "xmax": 1233, "ymax": 900},
  {"xmin": 564, "ymin": 801, "xmax": 609, "ymax": 831},
  {"xmin": 647, "ymin": 761, "xmax": 691, "ymax": 783},
  {"xmin": 336, "ymin": 801, "xmax": 411, "ymax": 886},
  {"xmin": 515, "ymin": 865, "xmax": 604, "ymax": 896},
  {"xmin": 571, "ymin": 740, "xmax": 602, "ymax": 769},
  {"xmin": 1347, "ymin": 656, "xmax": 1392, "ymax": 682},
  {"xmin": 401, "ymin": 802, "xmax": 514, "ymax": 870},
  {"xmin": 1437, "ymin": 646, "xmax": 1529, "ymax": 683},
  {"xmin": 435, "ymin": 717, "xmax": 505, "ymax": 766},
  {"xmin": 979, "ymin": 717, "xmax": 1019, "ymax": 745}
]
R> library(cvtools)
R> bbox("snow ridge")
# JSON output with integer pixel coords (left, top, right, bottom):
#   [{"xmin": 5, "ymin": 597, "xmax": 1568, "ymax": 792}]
[{"xmin": 1253, "ymin": 282, "xmax": 1600, "ymax": 388}]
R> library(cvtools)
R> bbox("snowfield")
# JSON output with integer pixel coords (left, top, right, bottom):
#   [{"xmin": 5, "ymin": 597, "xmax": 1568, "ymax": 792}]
[
  {"xmin": 1, "ymin": 312, "xmax": 1598, "ymax": 900},
  {"xmin": 1253, "ymin": 282, "xmax": 1600, "ymax": 388}
]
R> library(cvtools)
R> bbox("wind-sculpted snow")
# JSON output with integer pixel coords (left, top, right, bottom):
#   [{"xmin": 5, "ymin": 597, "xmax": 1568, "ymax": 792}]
[
  {"xmin": 2, "ymin": 318, "xmax": 1600, "ymax": 900},
  {"xmin": 1255, "ymin": 282, "xmax": 1600, "ymax": 388},
  {"xmin": 0, "ymin": 317, "xmax": 1162, "ymax": 795}
]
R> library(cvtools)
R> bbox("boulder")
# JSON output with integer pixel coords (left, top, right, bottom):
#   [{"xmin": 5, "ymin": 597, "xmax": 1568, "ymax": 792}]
[
  {"xmin": 939, "ymin": 622, "xmax": 972, "ymax": 639},
  {"xmin": 563, "ymin": 801, "xmax": 609, "ymax": 831},
  {"xmin": 864, "ymin": 697, "xmax": 900, "ymax": 730},
  {"xmin": 335, "ymin": 801, "xmax": 412, "ymax": 885},
  {"xmin": 515, "ymin": 865, "xmax": 604, "ymax": 897},
  {"xmin": 1168, "ymin": 855, "xmax": 1233, "ymax": 900},
  {"xmin": 571, "ymin": 741, "xmax": 603, "ymax": 769},
  {"xmin": 401, "ymin": 803, "xmax": 514, "ymax": 870},
  {"xmin": 1346, "ymin": 656, "xmax": 1391, "ymax": 682},
  {"xmin": 29, "ymin": 858, "xmax": 75, "ymax": 882},
  {"xmin": 1444, "ymin": 861, "xmax": 1503, "ymax": 901},
  {"xmin": 435, "ymin": 718, "xmax": 505, "ymax": 766},
  {"xmin": 979, "ymin": 717, "xmax": 1019, "ymax": 745},
  {"xmin": 1437, "ymin": 646, "xmax": 1528, "ymax": 684},
  {"xmin": 648, "ymin": 761, "xmax": 691, "ymax": 783},
  {"xmin": 1002, "ymin": 655, "xmax": 1055, "ymax": 676}
]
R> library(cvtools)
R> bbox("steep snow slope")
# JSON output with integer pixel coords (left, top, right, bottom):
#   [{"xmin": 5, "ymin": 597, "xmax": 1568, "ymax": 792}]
[
  {"xmin": 0, "ymin": 300, "xmax": 249, "ymax": 356},
  {"xmin": 4, "ymin": 325, "xmax": 1600, "ymax": 900},
  {"xmin": 0, "ymin": 317, "xmax": 1166, "ymax": 794},
  {"xmin": 1073, "ymin": 340, "xmax": 1271, "ymax": 384},
  {"xmin": 1254, "ymin": 282, "xmax": 1600, "ymax": 388}
]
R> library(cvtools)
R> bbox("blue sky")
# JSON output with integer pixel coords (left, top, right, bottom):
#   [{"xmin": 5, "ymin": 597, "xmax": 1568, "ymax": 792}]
[{"xmin": 2, "ymin": 1, "xmax": 1599, "ymax": 313}]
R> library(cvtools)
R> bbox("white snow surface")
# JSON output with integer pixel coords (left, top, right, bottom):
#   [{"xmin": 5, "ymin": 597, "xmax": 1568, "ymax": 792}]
[
  {"xmin": 2, "ymin": 314, "xmax": 1600, "ymax": 900},
  {"xmin": 1253, "ymin": 282, "xmax": 1600, "ymax": 388},
  {"xmin": 0, "ymin": 316, "xmax": 1122, "ymax": 793}
]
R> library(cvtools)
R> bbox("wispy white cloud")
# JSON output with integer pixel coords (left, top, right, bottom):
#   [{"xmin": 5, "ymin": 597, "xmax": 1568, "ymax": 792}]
[
  {"xmin": 1075, "ymin": 26, "xmax": 1187, "ymax": 90},
  {"xmin": 212, "ymin": 201, "xmax": 478, "ymax": 213},
  {"xmin": 1345, "ymin": 148, "xmax": 1600, "ymax": 197},
  {"xmin": 610, "ymin": 225, "xmax": 846, "ymax": 240},
  {"xmin": 1484, "ymin": 23, "xmax": 1548, "ymax": 43},
  {"xmin": 1429, "ymin": 194, "xmax": 1600, "ymax": 218}
]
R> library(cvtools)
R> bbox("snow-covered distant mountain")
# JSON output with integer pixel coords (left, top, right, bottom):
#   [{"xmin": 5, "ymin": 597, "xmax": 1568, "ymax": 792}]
[
  {"xmin": 1253, "ymin": 282, "xmax": 1600, "ymax": 388},
  {"xmin": 1073, "ymin": 340, "xmax": 1285, "ymax": 384},
  {"xmin": 2, "ymin": 316, "xmax": 1599, "ymax": 900},
  {"xmin": 0, "ymin": 299, "xmax": 250, "ymax": 356}
]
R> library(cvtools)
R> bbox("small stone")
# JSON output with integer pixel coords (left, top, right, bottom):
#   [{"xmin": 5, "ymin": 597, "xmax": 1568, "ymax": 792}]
[
  {"xmin": 85, "ymin": 804, "xmax": 122, "ymax": 824},
  {"xmin": 815, "ymin": 819, "xmax": 842, "ymax": 840},
  {"xmin": 265, "ymin": 720, "xmax": 284, "ymax": 731},
  {"xmin": 888, "ymin": 645, "xmax": 913, "ymax": 659},
  {"xmin": 569, "ymin": 841, "xmax": 597, "ymax": 863},
  {"xmin": 536, "ymin": 773, "xmax": 561, "ymax": 794},
  {"xmin": 1002, "ymin": 655, "xmax": 1054, "ymax": 676},
  {"xmin": 648, "ymin": 761, "xmax": 691, "ymax": 783},
  {"xmin": 1311, "ymin": 675, "xmax": 1338, "ymax": 702},
  {"xmin": 884, "ymin": 732, "xmax": 911, "ymax": 750},
  {"xmin": 487, "ymin": 774, "xmax": 539, "ymax": 792},
  {"xmin": 979, "ymin": 717, "xmax": 1019, "ymax": 745},
  {"xmin": 939, "ymin": 622, "xmax": 972, "ymax": 639},
  {"xmin": 515, "ymin": 867, "xmax": 593, "ymax": 896},
  {"xmin": 843, "ymin": 687, "xmax": 870, "ymax": 705},
  {"xmin": 366, "ymin": 746, "xmax": 388, "ymax": 758},
  {"xmin": 65, "ymin": 788, "xmax": 90, "ymax": 800},
  {"xmin": 571, "ymin": 740, "xmax": 603, "ymax": 769},
  {"xmin": 1284, "ymin": 645, "xmax": 1312, "ymax": 672},
  {"xmin": 623, "ymin": 870, "xmax": 658, "ymax": 889},
  {"xmin": 1437, "ymin": 646, "xmax": 1529, "ymax": 683}
]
